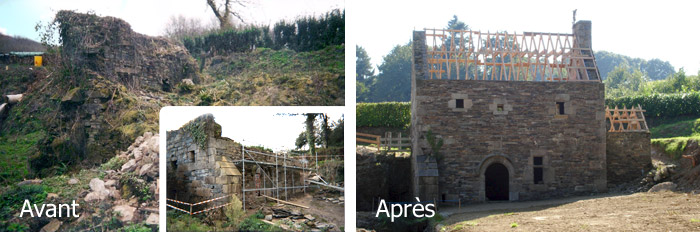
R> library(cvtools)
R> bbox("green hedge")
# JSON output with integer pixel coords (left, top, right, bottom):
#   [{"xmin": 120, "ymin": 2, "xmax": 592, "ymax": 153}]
[
  {"xmin": 183, "ymin": 9, "xmax": 344, "ymax": 54},
  {"xmin": 357, "ymin": 102, "xmax": 410, "ymax": 128},
  {"xmin": 606, "ymin": 92, "xmax": 700, "ymax": 118}
]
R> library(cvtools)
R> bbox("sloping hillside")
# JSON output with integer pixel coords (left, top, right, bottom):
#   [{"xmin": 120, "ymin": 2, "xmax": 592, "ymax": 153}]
[
  {"xmin": 188, "ymin": 45, "xmax": 345, "ymax": 106},
  {"xmin": 0, "ymin": 34, "xmax": 46, "ymax": 53}
]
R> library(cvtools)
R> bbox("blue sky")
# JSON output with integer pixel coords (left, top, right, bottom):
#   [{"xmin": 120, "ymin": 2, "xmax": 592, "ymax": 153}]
[
  {"xmin": 351, "ymin": 0, "xmax": 700, "ymax": 75},
  {"xmin": 0, "ymin": 0, "xmax": 344, "ymax": 40}
]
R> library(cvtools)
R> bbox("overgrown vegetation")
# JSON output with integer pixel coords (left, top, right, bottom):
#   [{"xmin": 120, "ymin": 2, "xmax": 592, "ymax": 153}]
[
  {"xmin": 166, "ymin": 211, "xmax": 213, "ymax": 232},
  {"xmin": 0, "ymin": 131, "xmax": 44, "ymax": 184},
  {"xmin": 426, "ymin": 130, "xmax": 444, "ymax": 160},
  {"xmin": 651, "ymin": 136, "xmax": 700, "ymax": 160},
  {"xmin": 0, "ymin": 185, "xmax": 47, "ymax": 228},
  {"xmin": 120, "ymin": 173, "xmax": 152, "ymax": 202}
]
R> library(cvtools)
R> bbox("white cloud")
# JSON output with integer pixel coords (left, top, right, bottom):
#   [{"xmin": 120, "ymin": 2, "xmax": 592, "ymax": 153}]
[{"xmin": 0, "ymin": 27, "xmax": 7, "ymax": 35}]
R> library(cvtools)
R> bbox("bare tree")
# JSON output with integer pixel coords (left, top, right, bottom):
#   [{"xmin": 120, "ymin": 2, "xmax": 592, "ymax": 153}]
[
  {"xmin": 206, "ymin": 0, "xmax": 249, "ymax": 29},
  {"xmin": 164, "ymin": 15, "xmax": 208, "ymax": 41}
]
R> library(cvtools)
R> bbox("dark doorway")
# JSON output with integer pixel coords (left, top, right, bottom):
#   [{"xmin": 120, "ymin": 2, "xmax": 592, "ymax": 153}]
[{"xmin": 485, "ymin": 163, "xmax": 509, "ymax": 201}]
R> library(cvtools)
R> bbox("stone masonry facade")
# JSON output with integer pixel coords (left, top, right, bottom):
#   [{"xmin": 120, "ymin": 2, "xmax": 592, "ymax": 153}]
[
  {"xmin": 606, "ymin": 132, "xmax": 651, "ymax": 185},
  {"xmin": 411, "ymin": 21, "xmax": 610, "ymax": 203}
]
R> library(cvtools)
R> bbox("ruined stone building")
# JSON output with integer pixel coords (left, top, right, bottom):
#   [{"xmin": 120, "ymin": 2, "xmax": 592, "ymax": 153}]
[
  {"xmin": 167, "ymin": 114, "xmax": 311, "ymax": 213},
  {"xmin": 410, "ymin": 21, "xmax": 650, "ymax": 203},
  {"xmin": 56, "ymin": 10, "xmax": 198, "ymax": 91}
]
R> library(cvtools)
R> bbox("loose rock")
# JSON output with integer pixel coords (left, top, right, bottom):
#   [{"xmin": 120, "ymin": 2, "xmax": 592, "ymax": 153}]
[
  {"xmin": 39, "ymin": 219, "xmax": 62, "ymax": 232},
  {"xmin": 648, "ymin": 181, "xmax": 677, "ymax": 192}
]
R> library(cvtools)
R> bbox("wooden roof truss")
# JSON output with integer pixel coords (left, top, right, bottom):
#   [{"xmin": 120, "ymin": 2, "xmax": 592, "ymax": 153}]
[
  {"xmin": 605, "ymin": 105, "xmax": 649, "ymax": 132},
  {"xmin": 424, "ymin": 29, "xmax": 601, "ymax": 82}
]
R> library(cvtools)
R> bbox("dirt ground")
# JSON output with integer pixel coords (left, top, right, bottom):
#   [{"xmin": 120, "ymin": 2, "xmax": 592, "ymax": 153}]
[
  {"xmin": 290, "ymin": 193, "xmax": 345, "ymax": 229},
  {"xmin": 440, "ymin": 191, "xmax": 700, "ymax": 231}
]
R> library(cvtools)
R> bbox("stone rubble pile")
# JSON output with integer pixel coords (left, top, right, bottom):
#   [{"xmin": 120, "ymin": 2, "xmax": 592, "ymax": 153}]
[
  {"xmin": 42, "ymin": 132, "xmax": 160, "ymax": 232},
  {"xmin": 317, "ymin": 195, "xmax": 345, "ymax": 205}
]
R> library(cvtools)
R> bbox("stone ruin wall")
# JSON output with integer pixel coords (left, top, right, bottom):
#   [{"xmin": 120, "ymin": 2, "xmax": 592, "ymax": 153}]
[
  {"xmin": 56, "ymin": 10, "xmax": 199, "ymax": 91},
  {"xmin": 167, "ymin": 114, "xmax": 306, "ymax": 210},
  {"xmin": 167, "ymin": 128, "xmax": 241, "ymax": 208}
]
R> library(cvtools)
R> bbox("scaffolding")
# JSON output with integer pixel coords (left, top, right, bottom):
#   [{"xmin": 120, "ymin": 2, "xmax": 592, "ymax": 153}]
[
  {"xmin": 424, "ymin": 29, "xmax": 601, "ymax": 81},
  {"xmin": 236, "ymin": 146, "xmax": 319, "ymax": 209},
  {"xmin": 167, "ymin": 146, "xmax": 343, "ymax": 213}
]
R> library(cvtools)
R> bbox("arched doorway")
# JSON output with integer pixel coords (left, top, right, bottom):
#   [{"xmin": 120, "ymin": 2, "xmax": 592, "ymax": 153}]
[{"xmin": 484, "ymin": 163, "xmax": 509, "ymax": 201}]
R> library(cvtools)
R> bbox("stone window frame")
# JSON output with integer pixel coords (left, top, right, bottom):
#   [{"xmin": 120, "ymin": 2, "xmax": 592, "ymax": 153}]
[
  {"xmin": 554, "ymin": 94, "xmax": 573, "ymax": 119},
  {"xmin": 448, "ymin": 93, "xmax": 472, "ymax": 112},
  {"xmin": 488, "ymin": 98, "xmax": 513, "ymax": 115},
  {"xmin": 529, "ymin": 150, "xmax": 550, "ymax": 186}
]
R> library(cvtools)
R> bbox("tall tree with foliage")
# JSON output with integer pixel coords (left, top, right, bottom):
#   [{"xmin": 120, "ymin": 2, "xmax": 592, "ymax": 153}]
[
  {"xmin": 320, "ymin": 114, "xmax": 330, "ymax": 148},
  {"xmin": 305, "ymin": 113, "xmax": 318, "ymax": 156},
  {"xmin": 364, "ymin": 43, "xmax": 412, "ymax": 102},
  {"xmin": 356, "ymin": 45, "xmax": 374, "ymax": 102},
  {"xmin": 604, "ymin": 65, "xmax": 646, "ymax": 98},
  {"xmin": 356, "ymin": 45, "xmax": 374, "ymax": 81}
]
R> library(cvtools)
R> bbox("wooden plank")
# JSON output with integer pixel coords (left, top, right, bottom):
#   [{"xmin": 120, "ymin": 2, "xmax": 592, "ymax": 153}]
[{"xmin": 262, "ymin": 195, "xmax": 309, "ymax": 208}]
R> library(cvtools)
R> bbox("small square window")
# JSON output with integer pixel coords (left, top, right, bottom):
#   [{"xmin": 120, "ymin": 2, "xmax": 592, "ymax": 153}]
[
  {"xmin": 456, "ymin": 99, "xmax": 464, "ymax": 108},
  {"xmin": 556, "ymin": 102, "xmax": 565, "ymax": 115},
  {"xmin": 533, "ymin": 156, "xmax": 543, "ymax": 166},
  {"xmin": 497, "ymin": 104, "xmax": 504, "ymax": 111}
]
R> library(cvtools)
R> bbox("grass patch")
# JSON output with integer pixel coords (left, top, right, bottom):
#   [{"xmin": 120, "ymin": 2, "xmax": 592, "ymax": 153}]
[
  {"xmin": 649, "ymin": 117, "xmax": 700, "ymax": 138},
  {"xmin": 238, "ymin": 211, "xmax": 282, "ymax": 232},
  {"xmin": 0, "ymin": 131, "xmax": 45, "ymax": 184},
  {"xmin": 510, "ymin": 222, "xmax": 519, "ymax": 228},
  {"xmin": 42, "ymin": 169, "xmax": 99, "ymax": 199},
  {"xmin": 691, "ymin": 218, "xmax": 700, "ymax": 223},
  {"xmin": 118, "ymin": 223, "xmax": 152, "ymax": 232},
  {"xmin": 452, "ymin": 221, "xmax": 478, "ymax": 230},
  {"xmin": 651, "ymin": 136, "xmax": 700, "ymax": 160},
  {"xmin": 167, "ymin": 211, "xmax": 213, "ymax": 232}
]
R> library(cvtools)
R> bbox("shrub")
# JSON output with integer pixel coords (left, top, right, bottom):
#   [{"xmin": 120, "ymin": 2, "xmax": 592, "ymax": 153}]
[
  {"xmin": 101, "ymin": 156, "xmax": 126, "ymax": 171},
  {"xmin": 224, "ymin": 196, "xmax": 245, "ymax": 229},
  {"xmin": 356, "ymin": 102, "xmax": 411, "ymax": 128},
  {"xmin": 606, "ymin": 92, "xmax": 700, "ymax": 118},
  {"xmin": 238, "ymin": 211, "xmax": 281, "ymax": 231},
  {"xmin": 182, "ymin": 9, "xmax": 344, "ymax": 55}
]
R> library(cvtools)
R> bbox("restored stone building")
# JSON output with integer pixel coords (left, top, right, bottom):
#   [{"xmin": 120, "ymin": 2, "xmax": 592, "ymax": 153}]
[{"xmin": 411, "ymin": 21, "xmax": 614, "ymax": 203}]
